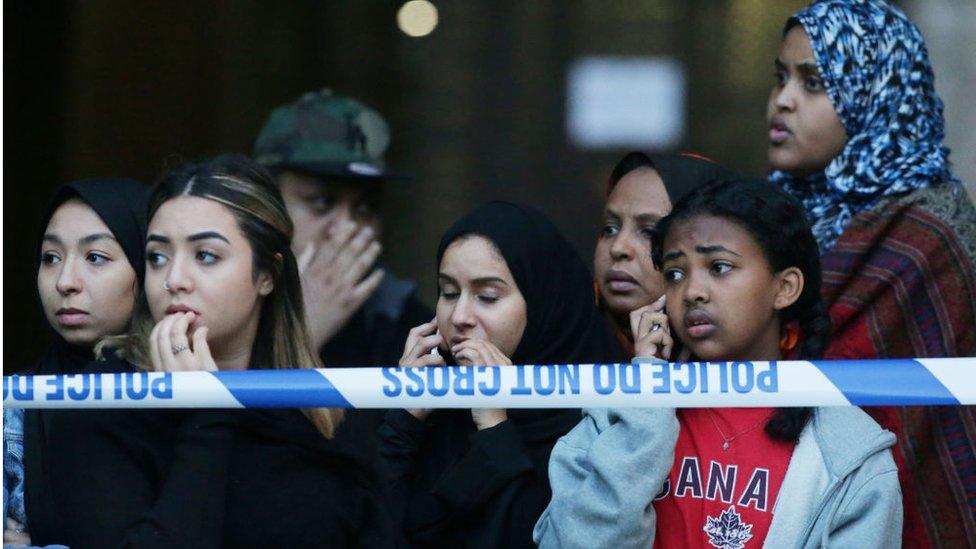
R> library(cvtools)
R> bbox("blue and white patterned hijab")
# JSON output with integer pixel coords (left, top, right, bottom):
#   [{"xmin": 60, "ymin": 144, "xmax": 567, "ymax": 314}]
[{"xmin": 769, "ymin": 0, "xmax": 957, "ymax": 253}]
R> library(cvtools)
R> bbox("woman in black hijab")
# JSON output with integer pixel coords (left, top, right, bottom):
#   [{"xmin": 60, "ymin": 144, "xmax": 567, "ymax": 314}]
[
  {"xmin": 14, "ymin": 178, "xmax": 148, "ymax": 545},
  {"xmin": 594, "ymin": 152, "xmax": 736, "ymax": 356},
  {"xmin": 379, "ymin": 201, "xmax": 620, "ymax": 548}
]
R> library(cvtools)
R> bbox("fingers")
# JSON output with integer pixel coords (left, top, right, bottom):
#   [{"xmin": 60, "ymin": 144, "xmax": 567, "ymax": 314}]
[
  {"xmin": 653, "ymin": 293, "xmax": 667, "ymax": 313},
  {"xmin": 149, "ymin": 319, "xmax": 164, "ymax": 372},
  {"xmin": 634, "ymin": 321, "xmax": 674, "ymax": 360},
  {"xmin": 403, "ymin": 320, "xmax": 437, "ymax": 352},
  {"xmin": 170, "ymin": 312, "xmax": 193, "ymax": 353},
  {"xmin": 334, "ymin": 225, "xmax": 379, "ymax": 275},
  {"xmin": 192, "ymin": 327, "xmax": 218, "ymax": 371},
  {"xmin": 329, "ymin": 219, "xmax": 367, "ymax": 264},
  {"xmin": 637, "ymin": 311, "xmax": 669, "ymax": 340},
  {"xmin": 297, "ymin": 242, "xmax": 316, "ymax": 273},
  {"xmin": 413, "ymin": 354, "xmax": 446, "ymax": 367},
  {"xmin": 349, "ymin": 269, "xmax": 385, "ymax": 308},
  {"xmin": 633, "ymin": 300, "xmax": 674, "ymax": 360},
  {"xmin": 156, "ymin": 314, "xmax": 179, "ymax": 372},
  {"xmin": 401, "ymin": 320, "xmax": 441, "ymax": 365},
  {"xmin": 304, "ymin": 218, "xmax": 358, "ymax": 275},
  {"xmin": 630, "ymin": 304, "xmax": 654, "ymax": 341},
  {"xmin": 153, "ymin": 313, "xmax": 210, "ymax": 372},
  {"xmin": 342, "ymin": 240, "xmax": 382, "ymax": 287},
  {"xmin": 629, "ymin": 295, "xmax": 667, "ymax": 340},
  {"xmin": 452, "ymin": 339, "xmax": 511, "ymax": 366},
  {"xmin": 314, "ymin": 212, "xmax": 339, "ymax": 240},
  {"xmin": 661, "ymin": 335, "xmax": 674, "ymax": 361}
]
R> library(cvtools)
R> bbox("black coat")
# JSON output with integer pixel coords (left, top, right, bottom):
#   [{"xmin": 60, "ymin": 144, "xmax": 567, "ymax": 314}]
[
  {"xmin": 379, "ymin": 408, "xmax": 581, "ymax": 548},
  {"xmin": 30, "ymin": 359, "xmax": 400, "ymax": 548}
]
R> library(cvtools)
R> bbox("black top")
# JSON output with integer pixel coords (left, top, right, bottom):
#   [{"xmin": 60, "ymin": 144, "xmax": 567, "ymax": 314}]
[
  {"xmin": 29, "ymin": 359, "xmax": 400, "ymax": 549},
  {"xmin": 380, "ymin": 202, "xmax": 621, "ymax": 547},
  {"xmin": 379, "ymin": 408, "xmax": 581, "ymax": 549}
]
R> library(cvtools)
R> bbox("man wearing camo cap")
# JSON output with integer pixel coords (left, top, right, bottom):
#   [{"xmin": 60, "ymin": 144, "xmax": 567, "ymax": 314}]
[{"xmin": 255, "ymin": 89, "xmax": 431, "ymax": 368}]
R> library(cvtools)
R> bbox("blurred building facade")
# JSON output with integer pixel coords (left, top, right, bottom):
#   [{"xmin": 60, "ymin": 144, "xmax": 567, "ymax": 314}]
[{"xmin": 4, "ymin": 0, "xmax": 973, "ymax": 367}]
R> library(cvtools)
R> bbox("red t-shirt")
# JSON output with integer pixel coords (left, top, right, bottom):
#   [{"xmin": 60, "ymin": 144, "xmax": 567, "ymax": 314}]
[{"xmin": 653, "ymin": 408, "xmax": 795, "ymax": 548}]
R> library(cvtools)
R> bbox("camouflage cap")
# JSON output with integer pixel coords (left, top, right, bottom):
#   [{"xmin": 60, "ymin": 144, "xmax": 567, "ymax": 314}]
[{"xmin": 254, "ymin": 88, "xmax": 408, "ymax": 180}]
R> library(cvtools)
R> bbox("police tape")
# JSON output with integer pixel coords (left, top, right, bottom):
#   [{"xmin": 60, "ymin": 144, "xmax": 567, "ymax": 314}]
[{"xmin": 3, "ymin": 358, "xmax": 975, "ymax": 409}]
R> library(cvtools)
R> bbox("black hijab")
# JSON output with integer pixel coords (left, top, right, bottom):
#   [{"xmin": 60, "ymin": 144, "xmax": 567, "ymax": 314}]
[
  {"xmin": 437, "ymin": 201, "xmax": 621, "ymax": 366},
  {"xmin": 33, "ymin": 177, "xmax": 150, "ymax": 375},
  {"xmin": 608, "ymin": 152, "xmax": 738, "ymax": 203}
]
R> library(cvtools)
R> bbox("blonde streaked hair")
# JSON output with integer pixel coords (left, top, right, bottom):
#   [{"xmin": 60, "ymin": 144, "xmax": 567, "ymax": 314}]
[{"xmin": 100, "ymin": 154, "xmax": 342, "ymax": 438}]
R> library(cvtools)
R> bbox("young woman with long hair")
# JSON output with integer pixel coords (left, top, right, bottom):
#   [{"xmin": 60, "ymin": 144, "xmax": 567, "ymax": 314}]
[{"xmin": 34, "ymin": 155, "xmax": 396, "ymax": 548}]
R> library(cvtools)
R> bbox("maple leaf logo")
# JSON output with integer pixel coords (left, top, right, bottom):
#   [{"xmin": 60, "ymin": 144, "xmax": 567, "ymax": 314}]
[{"xmin": 703, "ymin": 505, "xmax": 754, "ymax": 549}]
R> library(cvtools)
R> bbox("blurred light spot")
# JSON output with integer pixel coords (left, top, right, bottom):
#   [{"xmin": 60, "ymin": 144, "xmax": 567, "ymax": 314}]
[
  {"xmin": 567, "ymin": 56, "xmax": 685, "ymax": 150},
  {"xmin": 398, "ymin": 1, "xmax": 439, "ymax": 38}
]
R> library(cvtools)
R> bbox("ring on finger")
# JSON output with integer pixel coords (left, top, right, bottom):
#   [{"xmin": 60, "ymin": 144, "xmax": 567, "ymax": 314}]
[
  {"xmin": 172, "ymin": 344, "xmax": 188, "ymax": 354},
  {"xmin": 651, "ymin": 322, "xmax": 662, "ymax": 332}
]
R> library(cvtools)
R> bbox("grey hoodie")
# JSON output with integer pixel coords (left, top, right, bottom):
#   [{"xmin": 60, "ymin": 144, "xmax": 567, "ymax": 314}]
[{"xmin": 533, "ymin": 407, "xmax": 901, "ymax": 548}]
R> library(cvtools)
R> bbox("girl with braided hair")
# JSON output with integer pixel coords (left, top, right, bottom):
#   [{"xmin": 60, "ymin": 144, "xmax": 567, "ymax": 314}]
[
  {"xmin": 535, "ymin": 178, "xmax": 901, "ymax": 548},
  {"xmin": 767, "ymin": 1, "xmax": 976, "ymax": 544}
]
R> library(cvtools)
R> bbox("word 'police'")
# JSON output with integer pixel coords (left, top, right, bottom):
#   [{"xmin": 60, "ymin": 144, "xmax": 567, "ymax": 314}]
[{"xmin": 4, "ymin": 372, "xmax": 174, "ymax": 402}]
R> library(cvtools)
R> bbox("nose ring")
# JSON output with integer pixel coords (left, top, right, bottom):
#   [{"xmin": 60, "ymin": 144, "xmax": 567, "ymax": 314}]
[{"xmin": 163, "ymin": 281, "xmax": 171, "ymax": 291}]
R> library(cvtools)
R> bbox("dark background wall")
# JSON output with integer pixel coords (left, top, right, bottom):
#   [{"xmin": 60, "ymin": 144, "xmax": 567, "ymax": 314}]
[{"xmin": 4, "ymin": 0, "xmax": 850, "ymax": 369}]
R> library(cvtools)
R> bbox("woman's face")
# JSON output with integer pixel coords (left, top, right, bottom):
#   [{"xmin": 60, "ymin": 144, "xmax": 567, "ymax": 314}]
[
  {"xmin": 767, "ymin": 25, "xmax": 847, "ymax": 177},
  {"xmin": 594, "ymin": 168, "xmax": 671, "ymax": 318},
  {"xmin": 145, "ymin": 196, "xmax": 273, "ymax": 358},
  {"xmin": 436, "ymin": 236, "xmax": 528, "ymax": 362},
  {"xmin": 37, "ymin": 199, "xmax": 139, "ymax": 345},
  {"xmin": 661, "ymin": 215, "xmax": 802, "ymax": 362}
]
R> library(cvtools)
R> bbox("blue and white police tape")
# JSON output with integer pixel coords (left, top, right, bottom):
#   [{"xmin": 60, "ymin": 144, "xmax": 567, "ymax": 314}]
[{"xmin": 4, "ymin": 358, "xmax": 975, "ymax": 409}]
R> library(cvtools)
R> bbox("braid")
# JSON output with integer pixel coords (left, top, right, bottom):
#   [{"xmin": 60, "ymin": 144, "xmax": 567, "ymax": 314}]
[
  {"xmin": 799, "ymin": 296, "xmax": 831, "ymax": 361},
  {"xmin": 764, "ymin": 292, "xmax": 832, "ymax": 443}
]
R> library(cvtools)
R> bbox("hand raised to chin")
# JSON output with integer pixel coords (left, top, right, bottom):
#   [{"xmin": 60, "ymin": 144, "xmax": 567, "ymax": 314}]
[
  {"xmin": 149, "ymin": 312, "xmax": 217, "ymax": 372},
  {"xmin": 452, "ymin": 338, "xmax": 511, "ymax": 430}
]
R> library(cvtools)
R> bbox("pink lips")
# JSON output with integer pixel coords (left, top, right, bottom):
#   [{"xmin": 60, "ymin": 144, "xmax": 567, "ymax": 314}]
[
  {"xmin": 605, "ymin": 269, "xmax": 640, "ymax": 292},
  {"xmin": 683, "ymin": 309, "xmax": 717, "ymax": 339},
  {"xmin": 165, "ymin": 304, "xmax": 200, "ymax": 316},
  {"xmin": 56, "ymin": 307, "xmax": 89, "ymax": 327},
  {"xmin": 769, "ymin": 116, "xmax": 791, "ymax": 145}
]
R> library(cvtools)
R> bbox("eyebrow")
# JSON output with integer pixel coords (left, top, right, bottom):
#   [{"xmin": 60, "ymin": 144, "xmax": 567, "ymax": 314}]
[
  {"xmin": 146, "ymin": 231, "xmax": 230, "ymax": 244},
  {"xmin": 696, "ymin": 244, "xmax": 741, "ymax": 256},
  {"xmin": 775, "ymin": 57, "xmax": 821, "ymax": 74},
  {"xmin": 438, "ymin": 274, "xmax": 511, "ymax": 287},
  {"xmin": 662, "ymin": 250, "xmax": 685, "ymax": 263},
  {"xmin": 662, "ymin": 244, "xmax": 741, "ymax": 263},
  {"xmin": 43, "ymin": 233, "xmax": 118, "ymax": 246},
  {"xmin": 635, "ymin": 213, "xmax": 662, "ymax": 224},
  {"xmin": 604, "ymin": 208, "xmax": 662, "ymax": 224}
]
